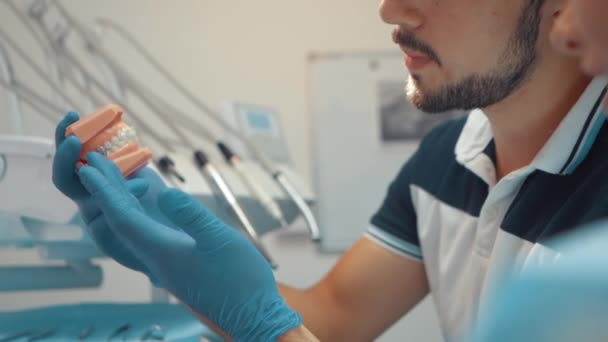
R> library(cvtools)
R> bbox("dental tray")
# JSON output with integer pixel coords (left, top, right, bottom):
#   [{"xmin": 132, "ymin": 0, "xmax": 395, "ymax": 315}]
[{"xmin": 0, "ymin": 303, "xmax": 222, "ymax": 341}]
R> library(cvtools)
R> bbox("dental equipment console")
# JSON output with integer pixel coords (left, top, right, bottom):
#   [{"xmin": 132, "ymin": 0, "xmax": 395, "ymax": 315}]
[{"xmin": 84, "ymin": 8, "xmax": 321, "ymax": 242}]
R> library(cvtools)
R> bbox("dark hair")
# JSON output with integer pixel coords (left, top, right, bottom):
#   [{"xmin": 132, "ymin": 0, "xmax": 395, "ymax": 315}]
[{"xmin": 412, "ymin": 0, "xmax": 549, "ymax": 112}]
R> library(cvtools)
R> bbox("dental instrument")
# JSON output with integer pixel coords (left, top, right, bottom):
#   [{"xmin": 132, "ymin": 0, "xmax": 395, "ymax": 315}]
[
  {"xmin": 194, "ymin": 150, "xmax": 277, "ymax": 268},
  {"xmin": 107, "ymin": 323, "xmax": 131, "ymax": 341},
  {"xmin": 156, "ymin": 156, "xmax": 186, "ymax": 184},
  {"xmin": 217, "ymin": 142, "xmax": 288, "ymax": 227}
]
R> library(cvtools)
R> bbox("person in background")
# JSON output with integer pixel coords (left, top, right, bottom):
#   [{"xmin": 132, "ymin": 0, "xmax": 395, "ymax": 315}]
[
  {"xmin": 551, "ymin": 0, "xmax": 608, "ymax": 85},
  {"xmin": 471, "ymin": 1, "xmax": 608, "ymax": 341},
  {"xmin": 53, "ymin": 0, "xmax": 608, "ymax": 341}
]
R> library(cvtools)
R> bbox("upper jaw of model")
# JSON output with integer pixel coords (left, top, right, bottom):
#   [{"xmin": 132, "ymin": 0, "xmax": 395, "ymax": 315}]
[{"xmin": 65, "ymin": 104, "xmax": 152, "ymax": 177}]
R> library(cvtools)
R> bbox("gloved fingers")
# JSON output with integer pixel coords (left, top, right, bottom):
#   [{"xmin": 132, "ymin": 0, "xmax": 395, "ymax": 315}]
[
  {"xmin": 79, "ymin": 165, "xmax": 181, "ymax": 253},
  {"xmin": 52, "ymin": 135, "xmax": 88, "ymax": 199},
  {"xmin": 158, "ymin": 188, "xmax": 226, "ymax": 245},
  {"xmin": 131, "ymin": 167, "xmax": 168, "ymax": 189},
  {"xmin": 77, "ymin": 178, "xmax": 149, "ymax": 224},
  {"xmin": 54, "ymin": 112, "xmax": 79, "ymax": 147},
  {"xmin": 87, "ymin": 214, "xmax": 150, "ymax": 274},
  {"xmin": 78, "ymin": 165, "xmax": 142, "ymax": 221},
  {"xmin": 86, "ymin": 152, "xmax": 129, "ymax": 192},
  {"xmin": 127, "ymin": 178, "xmax": 150, "ymax": 198},
  {"xmin": 88, "ymin": 215, "xmax": 163, "ymax": 287}
]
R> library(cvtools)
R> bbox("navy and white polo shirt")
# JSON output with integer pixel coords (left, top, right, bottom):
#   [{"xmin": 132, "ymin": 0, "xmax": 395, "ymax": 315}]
[{"xmin": 365, "ymin": 78, "xmax": 608, "ymax": 341}]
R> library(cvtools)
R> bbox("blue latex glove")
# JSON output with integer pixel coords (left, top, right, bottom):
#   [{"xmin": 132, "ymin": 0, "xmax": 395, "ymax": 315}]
[
  {"xmin": 53, "ymin": 112, "xmax": 163, "ymax": 280},
  {"xmin": 76, "ymin": 153, "xmax": 302, "ymax": 341},
  {"xmin": 470, "ymin": 220, "xmax": 608, "ymax": 342}
]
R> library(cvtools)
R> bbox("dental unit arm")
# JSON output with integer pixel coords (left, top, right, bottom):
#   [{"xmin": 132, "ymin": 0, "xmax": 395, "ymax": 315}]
[
  {"xmin": 81, "ymin": 11, "xmax": 322, "ymax": 242},
  {"xmin": 193, "ymin": 150, "xmax": 278, "ymax": 268}
]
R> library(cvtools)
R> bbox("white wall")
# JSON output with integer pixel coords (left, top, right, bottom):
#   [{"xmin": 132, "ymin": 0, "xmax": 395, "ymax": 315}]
[
  {"xmin": 1, "ymin": 0, "xmax": 396, "ymax": 181},
  {"xmin": 0, "ymin": 1, "xmax": 442, "ymax": 341}
]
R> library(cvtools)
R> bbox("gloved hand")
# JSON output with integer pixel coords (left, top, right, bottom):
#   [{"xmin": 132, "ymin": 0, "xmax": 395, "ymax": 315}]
[
  {"xmin": 53, "ymin": 112, "xmax": 167, "ymax": 281},
  {"xmin": 76, "ymin": 152, "xmax": 302, "ymax": 341}
]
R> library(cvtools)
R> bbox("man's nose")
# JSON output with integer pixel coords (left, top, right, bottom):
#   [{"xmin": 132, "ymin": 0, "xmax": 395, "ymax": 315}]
[
  {"xmin": 379, "ymin": 0, "xmax": 423, "ymax": 30},
  {"xmin": 550, "ymin": 6, "xmax": 583, "ymax": 57}
]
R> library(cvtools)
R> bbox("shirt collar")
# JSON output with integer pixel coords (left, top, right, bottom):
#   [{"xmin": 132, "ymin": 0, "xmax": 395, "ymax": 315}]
[{"xmin": 456, "ymin": 77, "xmax": 608, "ymax": 176}]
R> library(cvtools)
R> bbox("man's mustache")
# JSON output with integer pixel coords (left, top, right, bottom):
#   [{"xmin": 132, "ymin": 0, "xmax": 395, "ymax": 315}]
[{"xmin": 393, "ymin": 28, "xmax": 442, "ymax": 66}]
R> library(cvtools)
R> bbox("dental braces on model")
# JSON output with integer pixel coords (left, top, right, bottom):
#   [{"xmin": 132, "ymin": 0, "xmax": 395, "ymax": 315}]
[
  {"xmin": 65, "ymin": 104, "xmax": 152, "ymax": 177},
  {"xmin": 96, "ymin": 126, "xmax": 138, "ymax": 156}
]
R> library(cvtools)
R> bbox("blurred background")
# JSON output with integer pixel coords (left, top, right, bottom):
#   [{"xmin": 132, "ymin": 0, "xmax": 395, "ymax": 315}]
[{"xmin": 0, "ymin": 1, "xmax": 446, "ymax": 340}]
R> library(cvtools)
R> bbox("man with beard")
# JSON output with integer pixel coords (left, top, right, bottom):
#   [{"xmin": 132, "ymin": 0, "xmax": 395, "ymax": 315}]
[{"xmin": 52, "ymin": 0, "xmax": 608, "ymax": 341}]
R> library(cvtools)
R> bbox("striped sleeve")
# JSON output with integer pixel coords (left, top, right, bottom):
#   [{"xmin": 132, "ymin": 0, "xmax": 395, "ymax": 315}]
[{"xmin": 366, "ymin": 149, "xmax": 423, "ymax": 261}]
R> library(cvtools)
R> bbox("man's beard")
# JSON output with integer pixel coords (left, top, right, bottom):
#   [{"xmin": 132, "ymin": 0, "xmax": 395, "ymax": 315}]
[{"xmin": 408, "ymin": 0, "xmax": 545, "ymax": 113}]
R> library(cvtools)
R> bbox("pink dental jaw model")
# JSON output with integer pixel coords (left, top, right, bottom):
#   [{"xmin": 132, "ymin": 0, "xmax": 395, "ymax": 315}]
[{"xmin": 65, "ymin": 104, "xmax": 152, "ymax": 177}]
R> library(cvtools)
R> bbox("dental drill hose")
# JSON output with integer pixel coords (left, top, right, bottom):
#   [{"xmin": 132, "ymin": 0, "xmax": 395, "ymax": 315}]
[{"xmin": 193, "ymin": 150, "xmax": 277, "ymax": 269}]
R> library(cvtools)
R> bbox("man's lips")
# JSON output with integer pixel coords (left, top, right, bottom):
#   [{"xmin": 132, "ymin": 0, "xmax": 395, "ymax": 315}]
[
  {"xmin": 401, "ymin": 47, "xmax": 432, "ymax": 70},
  {"xmin": 405, "ymin": 55, "xmax": 432, "ymax": 70}
]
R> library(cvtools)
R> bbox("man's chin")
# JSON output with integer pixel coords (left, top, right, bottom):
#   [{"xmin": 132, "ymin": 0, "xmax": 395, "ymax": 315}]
[
  {"xmin": 407, "ymin": 95, "xmax": 442, "ymax": 114},
  {"xmin": 405, "ymin": 87, "xmax": 439, "ymax": 113},
  {"xmin": 406, "ymin": 93, "xmax": 423, "ymax": 110},
  {"xmin": 405, "ymin": 81, "xmax": 426, "ymax": 108}
]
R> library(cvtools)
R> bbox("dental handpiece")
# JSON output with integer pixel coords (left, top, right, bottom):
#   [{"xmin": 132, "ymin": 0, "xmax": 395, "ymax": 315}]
[
  {"xmin": 273, "ymin": 171, "xmax": 321, "ymax": 241},
  {"xmin": 193, "ymin": 150, "xmax": 277, "ymax": 269},
  {"xmin": 156, "ymin": 155, "xmax": 186, "ymax": 183},
  {"xmin": 217, "ymin": 142, "xmax": 288, "ymax": 227}
]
